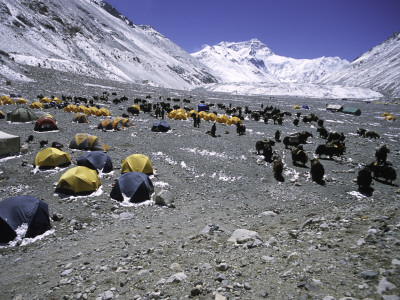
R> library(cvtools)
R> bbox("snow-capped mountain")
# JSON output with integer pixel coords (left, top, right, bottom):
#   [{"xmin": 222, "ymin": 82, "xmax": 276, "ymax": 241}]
[
  {"xmin": 318, "ymin": 32, "xmax": 400, "ymax": 97},
  {"xmin": 192, "ymin": 39, "xmax": 350, "ymax": 84},
  {"xmin": 0, "ymin": 0, "xmax": 217, "ymax": 89}
]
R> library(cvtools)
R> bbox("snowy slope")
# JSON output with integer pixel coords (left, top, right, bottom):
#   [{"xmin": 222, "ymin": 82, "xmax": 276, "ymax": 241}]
[
  {"xmin": 202, "ymin": 82, "xmax": 383, "ymax": 100},
  {"xmin": 0, "ymin": 0, "xmax": 217, "ymax": 89},
  {"xmin": 192, "ymin": 39, "xmax": 350, "ymax": 83},
  {"xmin": 318, "ymin": 32, "xmax": 400, "ymax": 97}
]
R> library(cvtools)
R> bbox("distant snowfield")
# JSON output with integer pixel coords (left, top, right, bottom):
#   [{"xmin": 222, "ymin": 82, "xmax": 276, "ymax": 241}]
[{"xmin": 200, "ymin": 82, "xmax": 383, "ymax": 100}]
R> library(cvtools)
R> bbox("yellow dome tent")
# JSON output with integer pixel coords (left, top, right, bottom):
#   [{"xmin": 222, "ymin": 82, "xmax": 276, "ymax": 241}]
[
  {"xmin": 78, "ymin": 105, "xmax": 90, "ymax": 115},
  {"xmin": 2, "ymin": 97, "xmax": 15, "ymax": 105},
  {"xmin": 69, "ymin": 133, "xmax": 109, "ymax": 151},
  {"xmin": 40, "ymin": 97, "xmax": 51, "ymax": 103},
  {"xmin": 17, "ymin": 98, "xmax": 29, "ymax": 104},
  {"xmin": 0, "ymin": 96, "xmax": 13, "ymax": 104},
  {"xmin": 121, "ymin": 154, "xmax": 153, "ymax": 175},
  {"xmin": 227, "ymin": 116, "xmax": 241, "ymax": 125},
  {"xmin": 132, "ymin": 104, "xmax": 141, "ymax": 111},
  {"xmin": 88, "ymin": 107, "xmax": 101, "ymax": 116},
  {"xmin": 216, "ymin": 115, "xmax": 229, "ymax": 123},
  {"xmin": 112, "ymin": 117, "xmax": 132, "ymax": 129},
  {"xmin": 187, "ymin": 110, "xmax": 198, "ymax": 118},
  {"xmin": 99, "ymin": 108, "xmax": 110, "ymax": 116},
  {"xmin": 174, "ymin": 113, "xmax": 187, "ymax": 120},
  {"xmin": 30, "ymin": 101, "xmax": 43, "ymax": 109},
  {"xmin": 168, "ymin": 110, "xmax": 177, "ymax": 119},
  {"xmin": 204, "ymin": 113, "xmax": 217, "ymax": 121},
  {"xmin": 33, "ymin": 147, "xmax": 71, "ymax": 169},
  {"xmin": 63, "ymin": 104, "xmax": 76, "ymax": 112},
  {"xmin": 73, "ymin": 112, "xmax": 88, "ymax": 123},
  {"xmin": 198, "ymin": 111, "xmax": 207, "ymax": 119},
  {"xmin": 293, "ymin": 105, "xmax": 301, "ymax": 109},
  {"xmin": 385, "ymin": 115, "xmax": 396, "ymax": 121},
  {"xmin": 55, "ymin": 166, "xmax": 100, "ymax": 195},
  {"xmin": 97, "ymin": 119, "xmax": 113, "ymax": 130},
  {"xmin": 52, "ymin": 97, "xmax": 62, "ymax": 104}
]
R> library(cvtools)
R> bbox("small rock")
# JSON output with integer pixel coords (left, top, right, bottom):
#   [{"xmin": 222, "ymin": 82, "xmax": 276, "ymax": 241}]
[
  {"xmin": 99, "ymin": 290, "xmax": 113, "ymax": 300},
  {"xmin": 215, "ymin": 273, "xmax": 226, "ymax": 282},
  {"xmin": 217, "ymin": 263, "xmax": 228, "ymax": 271},
  {"xmin": 392, "ymin": 258, "xmax": 400, "ymax": 268},
  {"xmin": 61, "ymin": 269, "xmax": 73, "ymax": 277},
  {"xmin": 52, "ymin": 213, "xmax": 64, "ymax": 221},
  {"xmin": 227, "ymin": 229, "xmax": 261, "ymax": 244},
  {"xmin": 360, "ymin": 270, "xmax": 378, "ymax": 280},
  {"xmin": 154, "ymin": 189, "xmax": 174, "ymax": 207},
  {"xmin": 166, "ymin": 272, "xmax": 187, "ymax": 283},
  {"xmin": 377, "ymin": 277, "xmax": 397, "ymax": 294},
  {"xmin": 119, "ymin": 212, "xmax": 134, "ymax": 221},
  {"xmin": 190, "ymin": 286, "xmax": 202, "ymax": 297},
  {"xmin": 215, "ymin": 294, "xmax": 227, "ymax": 300},
  {"xmin": 260, "ymin": 211, "xmax": 277, "ymax": 217}
]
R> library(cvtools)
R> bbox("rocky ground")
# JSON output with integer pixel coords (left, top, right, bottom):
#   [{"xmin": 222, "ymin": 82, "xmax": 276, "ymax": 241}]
[{"xmin": 0, "ymin": 68, "xmax": 400, "ymax": 300}]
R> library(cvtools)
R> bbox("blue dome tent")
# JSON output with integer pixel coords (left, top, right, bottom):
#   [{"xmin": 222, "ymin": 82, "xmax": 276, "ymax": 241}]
[
  {"xmin": 76, "ymin": 151, "xmax": 113, "ymax": 173},
  {"xmin": 151, "ymin": 120, "xmax": 171, "ymax": 132},
  {"xmin": 110, "ymin": 172, "xmax": 154, "ymax": 203},
  {"xmin": 0, "ymin": 195, "xmax": 51, "ymax": 243},
  {"xmin": 198, "ymin": 104, "xmax": 208, "ymax": 112}
]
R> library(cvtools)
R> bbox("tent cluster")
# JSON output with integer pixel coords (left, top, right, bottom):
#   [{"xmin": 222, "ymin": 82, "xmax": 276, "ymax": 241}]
[
  {"xmin": 64, "ymin": 105, "xmax": 110, "ymax": 117},
  {"xmin": 326, "ymin": 105, "xmax": 362, "ymax": 116},
  {"xmin": 293, "ymin": 105, "xmax": 309, "ymax": 110},
  {"xmin": 39, "ymin": 97, "xmax": 62, "ymax": 104},
  {"xmin": 168, "ymin": 109, "xmax": 240, "ymax": 125},
  {"xmin": 51, "ymin": 150, "xmax": 154, "ymax": 203},
  {"xmin": 97, "ymin": 117, "xmax": 133, "ymax": 131},
  {"xmin": 111, "ymin": 154, "xmax": 154, "ymax": 203}
]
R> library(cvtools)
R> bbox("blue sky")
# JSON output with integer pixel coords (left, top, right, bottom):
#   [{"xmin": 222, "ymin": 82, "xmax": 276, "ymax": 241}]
[{"xmin": 105, "ymin": 0, "xmax": 400, "ymax": 61}]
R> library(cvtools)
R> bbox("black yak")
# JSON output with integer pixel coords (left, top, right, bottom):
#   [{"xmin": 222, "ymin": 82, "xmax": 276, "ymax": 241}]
[{"xmin": 310, "ymin": 158, "xmax": 325, "ymax": 183}]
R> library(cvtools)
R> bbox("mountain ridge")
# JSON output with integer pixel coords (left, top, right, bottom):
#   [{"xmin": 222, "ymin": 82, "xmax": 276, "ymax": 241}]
[
  {"xmin": 0, "ymin": 0, "xmax": 217, "ymax": 89},
  {"xmin": 318, "ymin": 31, "xmax": 400, "ymax": 97},
  {"xmin": 191, "ymin": 39, "xmax": 350, "ymax": 84}
]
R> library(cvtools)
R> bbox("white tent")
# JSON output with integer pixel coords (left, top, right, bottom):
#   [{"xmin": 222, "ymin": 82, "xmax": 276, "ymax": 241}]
[
  {"xmin": 326, "ymin": 104, "xmax": 343, "ymax": 112},
  {"xmin": 0, "ymin": 131, "xmax": 20, "ymax": 157}
]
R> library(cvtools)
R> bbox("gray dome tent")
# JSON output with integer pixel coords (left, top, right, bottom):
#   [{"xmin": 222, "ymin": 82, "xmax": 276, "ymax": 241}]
[
  {"xmin": 76, "ymin": 151, "xmax": 113, "ymax": 173},
  {"xmin": 0, "ymin": 195, "xmax": 51, "ymax": 243},
  {"xmin": 7, "ymin": 107, "xmax": 38, "ymax": 123},
  {"xmin": 110, "ymin": 172, "xmax": 154, "ymax": 203}
]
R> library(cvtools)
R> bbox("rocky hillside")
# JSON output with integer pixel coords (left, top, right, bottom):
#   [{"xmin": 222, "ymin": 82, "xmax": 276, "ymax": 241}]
[
  {"xmin": 318, "ymin": 32, "xmax": 400, "ymax": 98},
  {"xmin": 0, "ymin": 0, "xmax": 217, "ymax": 89}
]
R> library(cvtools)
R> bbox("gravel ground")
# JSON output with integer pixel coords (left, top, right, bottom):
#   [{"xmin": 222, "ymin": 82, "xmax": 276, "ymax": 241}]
[{"xmin": 0, "ymin": 67, "xmax": 400, "ymax": 300}]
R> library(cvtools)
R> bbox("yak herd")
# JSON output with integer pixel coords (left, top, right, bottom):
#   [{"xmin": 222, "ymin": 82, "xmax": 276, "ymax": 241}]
[
  {"xmin": 35, "ymin": 92, "xmax": 396, "ymax": 193},
  {"xmin": 247, "ymin": 104, "xmax": 396, "ymax": 190}
]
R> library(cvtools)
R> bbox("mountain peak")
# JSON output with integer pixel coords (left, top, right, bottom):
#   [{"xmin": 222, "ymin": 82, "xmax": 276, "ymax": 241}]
[
  {"xmin": 216, "ymin": 39, "xmax": 274, "ymax": 56},
  {"xmin": 192, "ymin": 39, "xmax": 349, "ymax": 84}
]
